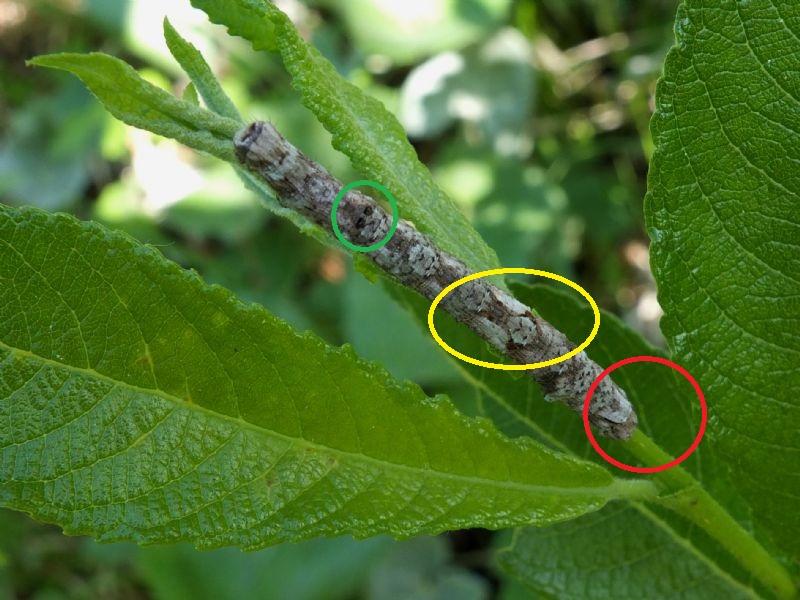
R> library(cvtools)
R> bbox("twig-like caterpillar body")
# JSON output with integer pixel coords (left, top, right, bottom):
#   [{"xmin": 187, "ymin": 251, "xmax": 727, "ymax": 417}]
[{"xmin": 235, "ymin": 121, "xmax": 637, "ymax": 440}]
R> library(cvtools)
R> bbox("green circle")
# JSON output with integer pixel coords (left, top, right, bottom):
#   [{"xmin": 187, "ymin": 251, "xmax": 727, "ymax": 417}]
[{"xmin": 331, "ymin": 180, "xmax": 399, "ymax": 252}]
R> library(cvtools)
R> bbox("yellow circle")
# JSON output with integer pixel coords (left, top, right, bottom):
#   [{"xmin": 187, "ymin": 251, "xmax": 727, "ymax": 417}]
[{"xmin": 427, "ymin": 268, "xmax": 600, "ymax": 370}]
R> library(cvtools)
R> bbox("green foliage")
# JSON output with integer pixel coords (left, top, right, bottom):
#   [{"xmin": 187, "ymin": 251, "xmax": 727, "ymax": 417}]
[
  {"xmin": 498, "ymin": 505, "xmax": 757, "ymax": 600},
  {"xmin": 0, "ymin": 81, "xmax": 106, "ymax": 211},
  {"xmin": 135, "ymin": 536, "xmax": 392, "ymax": 600},
  {"xmin": 159, "ymin": 17, "xmax": 331, "ymax": 245},
  {"xmin": 162, "ymin": 18, "xmax": 241, "ymax": 122},
  {"xmin": 0, "ymin": 205, "xmax": 654, "ymax": 549},
  {"xmin": 400, "ymin": 28, "xmax": 534, "ymax": 147},
  {"xmin": 3, "ymin": 1, "xmax": 798, "ymax": 598},
  {"xmin": 190, "ymin": 0, "xmax": 504, "ymax": 277},
  {"xmin": 367, "ymin": 536, "xmax": 489, "ymax": 600},
  {"xmin": 0, "ymin": 507, "xmax": 390, "ymax": 599},
  {"xmin": 29, "ymin": 48, "xmax": 331, "ymax": 245},
  {"xmin": 646, "ymin": 0, "xmax": 800, "ymax": 562},
  {"xmin": 28, "ymin": 53, "xmax": 240, "ymax": 162},
  {"xmin": 391, "ymin": 278, "xmax": 794, "ymax": 598}
]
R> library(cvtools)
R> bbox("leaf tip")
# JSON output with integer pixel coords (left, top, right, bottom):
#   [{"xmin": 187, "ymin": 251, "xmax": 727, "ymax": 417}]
[{"xmin": 162, "ymin": 15, "xmax": 178, "ymax": 42}]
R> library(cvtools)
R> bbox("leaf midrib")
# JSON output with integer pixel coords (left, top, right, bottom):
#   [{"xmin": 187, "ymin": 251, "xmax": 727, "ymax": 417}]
[{"xmin": 0, "ymin": 341, "xmax": 648, "ymax": 500}]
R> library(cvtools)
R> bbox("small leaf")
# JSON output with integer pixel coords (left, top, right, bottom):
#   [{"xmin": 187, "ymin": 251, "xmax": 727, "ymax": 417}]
[
  {"xmin": 188, "ymin": 0, "xmax": 278, "ymax": 52},
  {"xmin": 163, "ymin": 18, "xmax": 242, "ymax": 122},
  {"xmin": 646, "ymin": 0, "xmax": 800, "ymax": 561},
  {"xmin": 30, "ymin": 50, "xmax": 331, "ymax": 247},
  {"xmin": 0, "ymin": 206, "xmax": 653, "ymax": 549},
  {"xmin": 191, "ymin": 0, "xmax": 504, "ymax": 278},
  {"xmin": 28, "ymin": 53, "xmax": 240, "ymax": 162},
  {"xmin": 159, "ymin": 18, "xmax": 329, "ymax": 243}
]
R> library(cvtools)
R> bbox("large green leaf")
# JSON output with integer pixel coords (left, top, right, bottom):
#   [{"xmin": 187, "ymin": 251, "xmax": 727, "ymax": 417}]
[
  {"xmin": 190, "ymin": 0, "xmax": 504, "ymax": 277},
  {"xmin": 0, "ymin": 206, "xmax": 654, "ymax": 549},
  {"xmin": 645, "ymin": 0, "xmax": 800, "ymax": 561},
  {"xmin": 390, "ymin": 280, "xmax": 703, "ymax": 464},
  {"xmin": 388, "ymin": 279, "xmax": 788, "ymax": 598}
]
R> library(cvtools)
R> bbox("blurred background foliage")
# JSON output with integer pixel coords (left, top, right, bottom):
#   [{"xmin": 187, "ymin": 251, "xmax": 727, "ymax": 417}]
[{"xmin": 0, "ymin": 0, "xmax": 676, "ymax": 597}]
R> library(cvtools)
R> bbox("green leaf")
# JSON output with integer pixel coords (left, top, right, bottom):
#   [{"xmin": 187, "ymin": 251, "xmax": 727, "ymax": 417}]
[
  {"xmin": 190, "ymin": 0, "xmax": 504, "ymax": 278},
  {"xmin": 400, "ymin": 29, "xmax": 534, "ymax": 145},
  {"xmin": 645, "ymin": 0, "xmax": 800, "ymax": 561},
  {"xmin": 391, "ymin": 280, "xmax": 702, "ymax": 462},
  {"xmin": 0, "ymin": 81, "xmax": 104, "ymax": 212},
  {"xmin": 158, "ymin": 18, "xmax": 330, "ymax": 244},
  {"xmin": 30, "ymin": 50, "xmax": 332, "ymax": 247},
  {"xmin": 498, "ymin": 504, "xmax": 759, "ymax": 600},
  {"xmin": 28, "ymin": 53, "xmax": 240, "ymax": 162},
  {"xmin": 0, "ymin": 205, "xmax": 653, "ymax": 549},
  {"xmin": 188, "ymin": 0, "xmax": 277, "ymax": 52},
  {"xmin": 162, "ymin": 18, "xmax": 241, "ymax": 122},
  {"xmin": 390, "ymin": 280, "xmax": 785, "ymax": 598},
  {"xmin": 182, "ymin": 82, "xmax": 200, "ymax": 105}
]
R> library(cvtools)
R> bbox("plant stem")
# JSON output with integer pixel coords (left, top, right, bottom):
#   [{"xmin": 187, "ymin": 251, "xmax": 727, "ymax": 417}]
[{"xmin": 626, "ymin": 429, "xmax": 797, "ymax": 600}]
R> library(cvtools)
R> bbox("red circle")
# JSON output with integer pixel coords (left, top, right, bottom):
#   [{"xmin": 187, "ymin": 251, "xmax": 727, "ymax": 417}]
[{"xmin": 583, "ymin": 355, "xmax": 706, "ymax": 473}]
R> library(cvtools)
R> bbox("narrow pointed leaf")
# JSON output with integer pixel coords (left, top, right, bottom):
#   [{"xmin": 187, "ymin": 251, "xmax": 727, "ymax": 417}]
[
  {"xmin": 0, "ymin": 206, "xmax": 652, "ymax": 549},
  {"xmin": 163, "ymin": 18, "xmax": 242, "ymax": 122}
]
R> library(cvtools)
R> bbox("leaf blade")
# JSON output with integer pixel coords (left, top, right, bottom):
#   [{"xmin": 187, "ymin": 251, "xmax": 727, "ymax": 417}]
[
  {"xmin": 0, "ymin": 206, "xmax": 648, "ymax": 549},
  {"xmin": 498, "ymin": 504, "xmax": 760, "ymax": 600},
  {"xmin": 389, "ymin": 279, "xmax": 779, "ymax": 597},
  {"xmin": 645, "ymin": 0, "xmax": 800, "ymax": 560}
]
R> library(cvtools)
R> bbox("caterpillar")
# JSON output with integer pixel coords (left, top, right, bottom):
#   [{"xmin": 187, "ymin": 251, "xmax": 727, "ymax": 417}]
[{"xmin": 234, "ymin": 121, "xmax": 637, "ymax": 440}]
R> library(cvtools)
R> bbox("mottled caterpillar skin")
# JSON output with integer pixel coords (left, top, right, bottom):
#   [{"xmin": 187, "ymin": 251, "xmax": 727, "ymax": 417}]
[{"xmin": 235, "ymin": 121, "xmax": 638, "ymax": 440}]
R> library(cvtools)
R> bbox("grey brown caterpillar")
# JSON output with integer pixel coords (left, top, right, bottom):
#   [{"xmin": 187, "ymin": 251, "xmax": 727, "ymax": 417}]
[{"xmin": 234, "ymin": 121, "xmax": 637, "ymax": 440}]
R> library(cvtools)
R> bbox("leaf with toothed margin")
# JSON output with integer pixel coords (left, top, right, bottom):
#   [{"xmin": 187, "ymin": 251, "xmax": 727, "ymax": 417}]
[
  {"xmin": 645, "ymin": 0, "xmax": 800, "ymax": 563},
  {"xmin": 0, "ymin": 205, "xmax": 656, "ymax": 549},
  {"xmin": 189, "ymin": 0, "xmax": 505, "ymax": 282}
]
